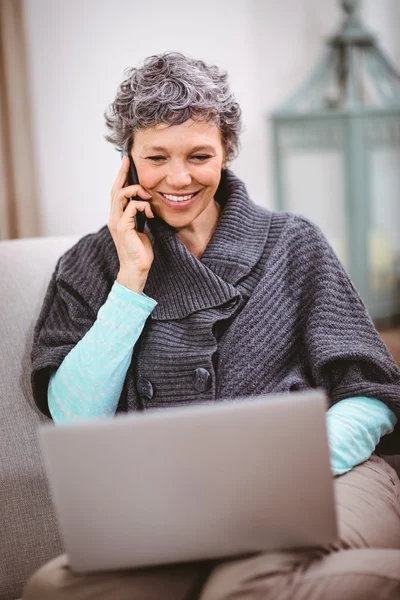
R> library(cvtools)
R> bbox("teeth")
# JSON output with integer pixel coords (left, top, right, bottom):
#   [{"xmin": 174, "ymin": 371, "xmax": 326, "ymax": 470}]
[{"xmin": 163, "ymin": 193, "xmax": 196, "ymax": 202}]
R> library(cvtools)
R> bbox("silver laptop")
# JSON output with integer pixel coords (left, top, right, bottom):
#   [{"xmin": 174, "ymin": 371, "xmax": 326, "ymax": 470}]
[{"xmin": 38, "ymin": 390, "xmax": 337, "ymax": 573}]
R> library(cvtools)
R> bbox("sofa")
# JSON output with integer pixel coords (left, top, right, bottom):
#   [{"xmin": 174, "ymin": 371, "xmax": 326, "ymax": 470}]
[
  {"xmin": 0, "ymin": 235, "xmax": 79, "ymax": 600},
  {"xmin": 1, "ymin": 235, "xmax": 399, "ymax": 600}
]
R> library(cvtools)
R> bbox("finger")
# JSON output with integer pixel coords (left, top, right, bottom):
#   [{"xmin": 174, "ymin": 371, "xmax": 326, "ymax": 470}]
[
  {"xmin": 111, "ymin": 155, "xmax": 129, "ymax": 197},
  {"xmin": 120, "ymin": 185, "xmax": 152, "ymax": 201},
  {"xmin": 110, "ymin": 182, "xmax": 153, "ymax": 231},
  {"xmin": 109, "ymin": 188, "xmax": 128, "ymax": 227},
  {"xmin": 110, "ymin": 185, "xmax": 151, "ymax": 226},
  {"xmin": 119, "ymin": 200, "xmax": 155, "ymax": 223},
  {"xmin": 116, "ymin": 202, "xmax": 154, "ymax": 233}
]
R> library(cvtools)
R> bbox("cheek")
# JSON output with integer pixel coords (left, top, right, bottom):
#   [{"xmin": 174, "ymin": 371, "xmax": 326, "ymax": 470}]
[
  {"xmin": 138, "ymin": 165, "xmax": 163, "ymax": 189},
  {"xmin": 200, "ymin": 164, "xmax": 223, "ymax": 188}
]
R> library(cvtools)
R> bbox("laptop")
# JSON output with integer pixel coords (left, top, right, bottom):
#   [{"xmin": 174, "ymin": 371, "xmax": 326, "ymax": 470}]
[{"xmin": 38, "ymin": 389, "xmax": 337, "ymax": 573}]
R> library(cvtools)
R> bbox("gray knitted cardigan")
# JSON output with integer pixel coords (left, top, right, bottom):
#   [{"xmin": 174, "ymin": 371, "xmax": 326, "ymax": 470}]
[{"xmin": 31, "ymin": 168, "xmax": 400, "ymax": 453}]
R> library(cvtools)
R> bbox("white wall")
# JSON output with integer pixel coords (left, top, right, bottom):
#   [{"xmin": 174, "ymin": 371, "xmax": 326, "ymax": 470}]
[{"xmin": 22, "ymin": 0, "xmax": 400, "ymax": 237}]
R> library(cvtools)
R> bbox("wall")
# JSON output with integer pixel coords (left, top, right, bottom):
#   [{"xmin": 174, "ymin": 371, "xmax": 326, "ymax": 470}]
[{"xmin": 22, "ymin": 0, "xmax": 400, "ymax": 236}]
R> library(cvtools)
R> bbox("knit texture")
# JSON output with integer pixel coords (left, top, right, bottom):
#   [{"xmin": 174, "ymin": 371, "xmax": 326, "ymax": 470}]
[
  {"xmin": 31, "ymin": 168, "xmax": 400, "ymax": 453},
  {"xmin": 46, "ymin": 282, "xmax": 397, "ymax": 474}
]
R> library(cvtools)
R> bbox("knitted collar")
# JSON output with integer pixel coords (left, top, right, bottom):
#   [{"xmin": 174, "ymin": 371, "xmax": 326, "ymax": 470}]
[{"xmin": 144, "ymin": 168, "xmax": 272, "ymax": 320}]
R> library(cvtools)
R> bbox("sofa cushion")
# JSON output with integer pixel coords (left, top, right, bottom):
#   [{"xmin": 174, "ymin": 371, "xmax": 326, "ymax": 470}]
[{"xmin": 0, "ymin": 236, "xmax": 79, "ymax": 600}]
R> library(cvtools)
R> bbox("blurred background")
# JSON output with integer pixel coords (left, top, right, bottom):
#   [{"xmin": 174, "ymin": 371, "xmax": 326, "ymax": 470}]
[{"xmin": 0, "ymin": 0, "xmax": 399, "ymax": 353}]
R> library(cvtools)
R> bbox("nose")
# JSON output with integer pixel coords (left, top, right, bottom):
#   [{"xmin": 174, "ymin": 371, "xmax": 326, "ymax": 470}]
[{"xmin": 165, "ymin": 160, "xmax": 192, "ymax": 189}]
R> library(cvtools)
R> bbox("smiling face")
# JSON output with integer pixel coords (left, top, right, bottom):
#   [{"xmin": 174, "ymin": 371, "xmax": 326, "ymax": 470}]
[{"xmin": 131, "ymin": 119, "xmax": 226, "ymax": 232}]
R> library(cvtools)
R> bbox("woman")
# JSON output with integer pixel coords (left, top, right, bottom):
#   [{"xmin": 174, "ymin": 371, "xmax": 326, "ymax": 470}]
[{"xmin": 25, "ymin": 52, "xmax": 400, "ymax": 600}]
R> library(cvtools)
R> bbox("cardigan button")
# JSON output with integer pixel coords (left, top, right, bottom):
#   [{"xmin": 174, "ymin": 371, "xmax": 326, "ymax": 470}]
[
  {"xmin": 137, "ymin": 377, "xmax": 154, "ymax": 400},
  {"xmin": 193, "ymin": 368, "xmax": 212, "ymax": 392}
]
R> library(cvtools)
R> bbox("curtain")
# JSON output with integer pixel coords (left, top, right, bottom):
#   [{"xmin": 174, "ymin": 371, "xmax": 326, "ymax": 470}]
[{"xmin": 0, "ymin": 0, "xmax": 39, "ymax": 239}]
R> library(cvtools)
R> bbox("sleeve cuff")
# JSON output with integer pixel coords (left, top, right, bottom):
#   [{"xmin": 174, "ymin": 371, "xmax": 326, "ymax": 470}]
[{"xmin": 112, "ymin": 281, "xmax": 157, "ymax": 312}]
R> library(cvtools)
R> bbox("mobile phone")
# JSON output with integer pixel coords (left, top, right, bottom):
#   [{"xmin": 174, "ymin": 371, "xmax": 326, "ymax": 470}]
[{"xmin": 125, "ymin": 153, "xmax": 147, "ymax": 233}]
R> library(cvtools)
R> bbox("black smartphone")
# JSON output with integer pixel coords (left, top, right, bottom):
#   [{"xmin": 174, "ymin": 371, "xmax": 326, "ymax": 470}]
[{"xmin": 126, "ymin": 154, "xmax": 147, "ymax": 233}]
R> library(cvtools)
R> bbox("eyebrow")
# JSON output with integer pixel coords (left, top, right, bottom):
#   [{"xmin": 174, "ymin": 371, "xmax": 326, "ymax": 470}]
[{"xmin": 141, "ymin": 145, "xmax": 216, "ymax": 153}]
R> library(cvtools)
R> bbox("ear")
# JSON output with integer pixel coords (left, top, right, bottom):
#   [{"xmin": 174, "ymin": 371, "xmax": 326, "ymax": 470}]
[{"xmin": 222, "ymin": 149, "xmax": 227, "ymax": 169}]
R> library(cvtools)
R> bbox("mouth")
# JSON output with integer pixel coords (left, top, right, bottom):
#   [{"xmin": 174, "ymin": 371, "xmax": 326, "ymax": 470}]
[{"xmin": 158, "ymin": 190, "xmax": 201, "ymax": 209}]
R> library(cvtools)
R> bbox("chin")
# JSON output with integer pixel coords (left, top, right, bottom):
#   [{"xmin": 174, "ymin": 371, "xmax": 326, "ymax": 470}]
[{"xmin": 162, "ymin": 214, "xmax": 196, "ymax": 229}]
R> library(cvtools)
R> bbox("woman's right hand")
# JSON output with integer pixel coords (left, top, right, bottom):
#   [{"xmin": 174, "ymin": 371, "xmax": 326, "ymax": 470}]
[{"xmin": 108, "ymin": 155, "xmax": 155, "ymax": 294}]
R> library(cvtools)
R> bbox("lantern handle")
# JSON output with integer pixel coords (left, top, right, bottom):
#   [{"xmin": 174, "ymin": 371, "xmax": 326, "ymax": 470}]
[{"xmin": 342, "ymin": 0, "xmax": 359, "ymax": 16}]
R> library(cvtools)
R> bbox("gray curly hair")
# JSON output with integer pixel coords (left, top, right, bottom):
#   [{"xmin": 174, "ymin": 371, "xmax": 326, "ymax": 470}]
[{"xmin": 104, "ymin": 51, "xmax": 242, "ymax": 164}]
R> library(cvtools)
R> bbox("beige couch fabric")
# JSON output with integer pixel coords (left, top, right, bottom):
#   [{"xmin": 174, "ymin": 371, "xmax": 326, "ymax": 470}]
[{"xmin": 0, "ymin": 236, "xmax": 78, "ymax": 599}]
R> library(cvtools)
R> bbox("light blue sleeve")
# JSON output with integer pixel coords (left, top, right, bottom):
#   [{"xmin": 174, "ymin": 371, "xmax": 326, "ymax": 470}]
[
  {"xmin": 48, "ymin": 281, "xmax": 157, "ymax": 425},
  {"xmin": 326, "ymin": 397, "xmax": 397, "ymax": 476}
]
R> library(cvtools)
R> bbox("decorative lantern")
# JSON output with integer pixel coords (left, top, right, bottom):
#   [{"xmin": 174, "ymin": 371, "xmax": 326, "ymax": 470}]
[{"xmin": 270, "ymin": 0, "xmax": 400, "ymax": 322}]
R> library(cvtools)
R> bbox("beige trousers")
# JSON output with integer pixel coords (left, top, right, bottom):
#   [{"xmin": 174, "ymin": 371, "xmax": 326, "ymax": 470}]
[{"xmin": 24, "ymin": 455, "xmax": 400, "ymax": 600}]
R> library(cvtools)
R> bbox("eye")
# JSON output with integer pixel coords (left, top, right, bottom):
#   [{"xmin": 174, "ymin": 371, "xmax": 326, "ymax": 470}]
[
  {"xmin": 147, "ymin": 156, "xmax": 166, "ymax": 162},
  {"xmin": 146, "ymin": 154, "xmax": 212, "ymax": 163},
  {"xmin": 192, "ymin": 155, "xmax": 211, "ymax": 161}
]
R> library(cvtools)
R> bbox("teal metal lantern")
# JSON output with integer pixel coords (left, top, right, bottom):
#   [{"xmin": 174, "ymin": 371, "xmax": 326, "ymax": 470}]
[{"xmin": 271, "ymin": 0, "xmax": 400, "ymax": 322}]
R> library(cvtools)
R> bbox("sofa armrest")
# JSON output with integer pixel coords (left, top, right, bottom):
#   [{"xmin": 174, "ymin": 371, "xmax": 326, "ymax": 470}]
[{"xmin": 0, "ymin": 236, "xmax": 78, "ymax": 599}]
